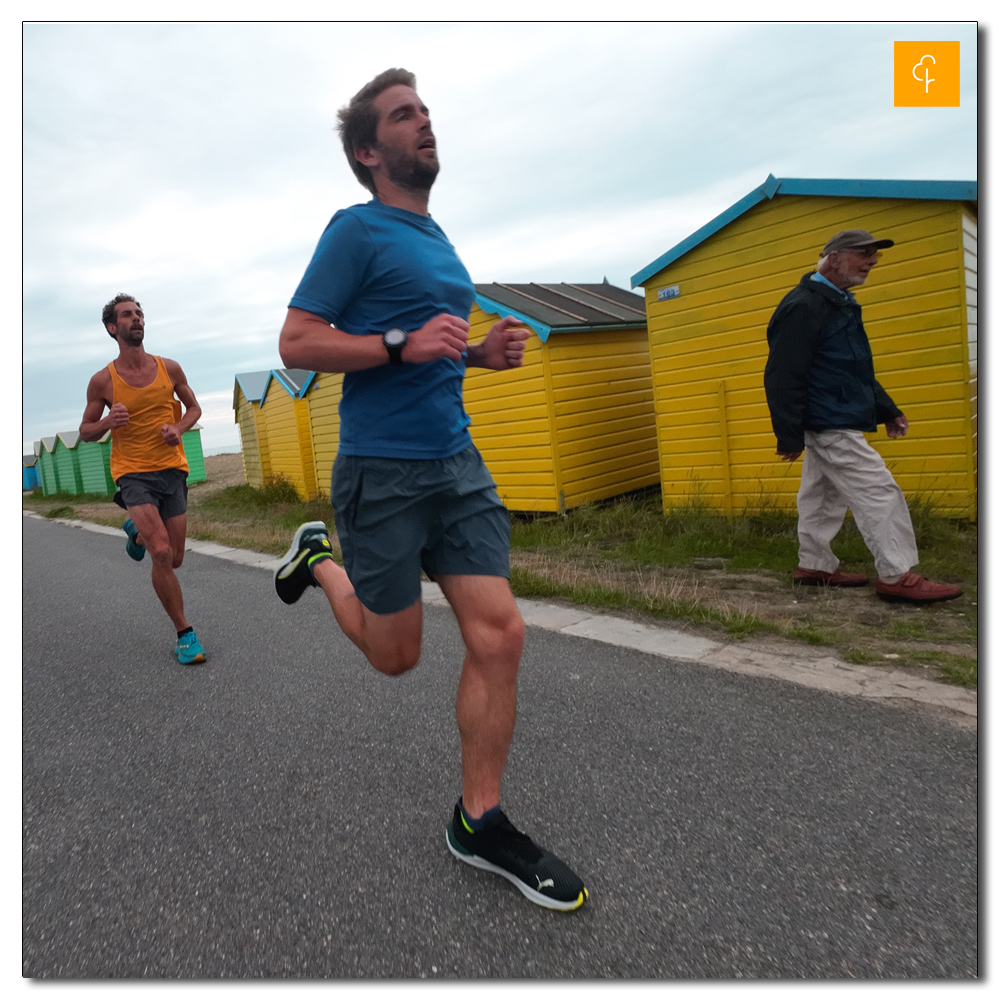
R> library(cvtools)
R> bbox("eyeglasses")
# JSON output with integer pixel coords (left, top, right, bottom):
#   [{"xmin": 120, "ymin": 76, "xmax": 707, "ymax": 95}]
[{"xmin": 840, "ymin": 248, "xmax": 882, "ymax": 260}]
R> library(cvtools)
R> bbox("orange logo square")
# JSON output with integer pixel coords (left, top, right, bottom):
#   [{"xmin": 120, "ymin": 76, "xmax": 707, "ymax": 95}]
[{"xmin": 894, "ymin": 41, "xmax": 960, "ymax": 107}]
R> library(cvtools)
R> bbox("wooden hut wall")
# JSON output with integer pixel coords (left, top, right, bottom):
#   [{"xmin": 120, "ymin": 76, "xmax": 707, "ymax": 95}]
[
  {"xmin": 77, "ymin": 439, "xmax": 115, "ymax": 494},
  {"xmin": 259, "ymin": 378, "xmax": 317, "ymax": 500},
  {"xmin": 643, "ymin": 195, "xmax": 977, "ymax": 518},
  {"xmin": 37, "ymin": 444, "xmax": 58, "ymax": 495},
  {"xmin": 961, "ymin": 211, "xmax": 977, "ymax": 501},
  {"xmin": 182, "ymin": 429, "xmax": 207, "ymax": 484},
  {"xmin": 306, "ymin": 372, "xmax": 344, "ymax": 499},
  {"xmin": 464, "ymin": 305, "xmax": 558, "ymax": 511},
  {"xmin": 234, "ymin": 386, "xmax": 265, "ymax": 488},
  {"xmin": 543, "ymin": 327, "xmax": 659, "ymax": 509},
  {"xmin": 52, "ymin": 439, "xmax": 83, "ymax": 495},
  {"xmin": 23, "ymin": 460, "xmax": 41, "ymax": 491}
]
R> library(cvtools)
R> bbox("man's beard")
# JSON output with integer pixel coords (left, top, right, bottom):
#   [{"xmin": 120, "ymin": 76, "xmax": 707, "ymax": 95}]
[
  {"xmin": 117, "ymin": 326, "xmax": 144, "ymax": 346},
  {"xmin": 380, "ymin": 143, "xmax": 439, "ymax": 192}
]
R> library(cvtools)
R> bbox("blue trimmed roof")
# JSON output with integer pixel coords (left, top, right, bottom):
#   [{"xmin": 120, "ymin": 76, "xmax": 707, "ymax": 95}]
[
  {"xmin": 630, "ymin": 174, "xmax": 978, "ymax": 288},
  {"xmin": 475, "ymin": 282, "xmax": 645, "ymax": 342},
  {"xmin": 235, "ymin": 368, "xmax": 318, "ymax": 411}
]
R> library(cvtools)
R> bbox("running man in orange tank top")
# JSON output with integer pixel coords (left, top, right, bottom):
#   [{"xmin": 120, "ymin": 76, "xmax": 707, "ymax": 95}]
[{"xmin": 79, "ymin": 294, "xmax": 208, "ymax": 665}]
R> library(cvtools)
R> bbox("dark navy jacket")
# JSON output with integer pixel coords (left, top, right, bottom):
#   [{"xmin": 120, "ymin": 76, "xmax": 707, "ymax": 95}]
[{"xmin": 763, "ymin": 272, "xmax": 902, "ymax": 454}]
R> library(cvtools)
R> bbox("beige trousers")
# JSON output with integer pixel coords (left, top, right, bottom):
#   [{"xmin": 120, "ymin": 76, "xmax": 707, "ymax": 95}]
[{"xmin": 797, "ymin": 429, "xmax": 918, "ymax": 581}]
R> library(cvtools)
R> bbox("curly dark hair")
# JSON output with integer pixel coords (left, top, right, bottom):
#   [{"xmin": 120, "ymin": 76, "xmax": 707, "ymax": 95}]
[
  {"xmin": 336, "ymin": 68, "xmax": 417, "ymax": 195},
  {"xmin": 102, "ymin": 293, "xmax": 140, "ymax": 337}
]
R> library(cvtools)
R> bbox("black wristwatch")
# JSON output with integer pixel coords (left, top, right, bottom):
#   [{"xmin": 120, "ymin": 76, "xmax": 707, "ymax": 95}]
[{"xmin": 382, "ymin": 328, "xmax": 408, "ymax": 365}]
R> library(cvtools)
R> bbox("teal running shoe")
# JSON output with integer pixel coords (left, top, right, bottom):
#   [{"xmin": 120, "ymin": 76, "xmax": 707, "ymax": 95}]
[
  {"xmin": 123, "ymin": 518, "xmax": 145, "ymax": 561},
  {"xmin": 175, "ymin": 630, "xmax": 207, "ymax": 665},
  {"xmin": 275, "ymin": 521, "xmax": 334, "ymax": 605}
]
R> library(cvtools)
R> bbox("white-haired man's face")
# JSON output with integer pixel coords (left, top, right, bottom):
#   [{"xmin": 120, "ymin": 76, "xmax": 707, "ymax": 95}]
[{"xmin": 817, "ymin": 247, "xmax": 881, "ymax": 289}]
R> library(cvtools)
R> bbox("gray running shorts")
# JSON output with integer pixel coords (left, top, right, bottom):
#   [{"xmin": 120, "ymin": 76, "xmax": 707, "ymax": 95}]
[
  {"xmin": 114, "ymin": 468, "xmax": 189, "ymax": 521},
  {"xmin": 330, "ymin": 445, "xmax": 510, "ymax": 616}
]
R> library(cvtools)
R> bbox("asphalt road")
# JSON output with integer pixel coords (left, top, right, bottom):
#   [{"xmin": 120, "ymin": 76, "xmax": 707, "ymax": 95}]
[{"xmin": 22, "ymin": 516, "xmax": 978, "ymax": 978}]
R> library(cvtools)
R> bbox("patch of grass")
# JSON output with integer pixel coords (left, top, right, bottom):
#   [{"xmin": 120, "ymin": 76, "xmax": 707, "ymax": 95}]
[
  {"xmin": 921, "ymin": 651, "xmax": 978, "ymax": 689},
  {"xmin": 509, "ymin": 565, "xmax": 781, "ymax": 641},
  {"xmin": 25, "ymin": 490, "xmax": 118, "ymax": 510},
  {"xmin": 844, "ymin": 649, "xmax": 882, "ymax": 665},
  {"xmin": 788, "ymin": 625, "xmax": 832, "ymax": 645},
  {"xmin": 512, "ymin": 490, "xmax": 870, "ymax": 576},
  {"xmin": 199, "ymin": 477, "xmax": 302, "ymax": 511},
  {"xmin": 889, "ymin": 619, "xmax": 930, "ymax": 640},
  {"xmin": 44, "ymin": 505, "xmax": 76, "ymax": 519}
]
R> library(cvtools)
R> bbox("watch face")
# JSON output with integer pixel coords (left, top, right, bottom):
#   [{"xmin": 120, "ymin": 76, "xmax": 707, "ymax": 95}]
[{"xmin": 384, "ymin": 329, "xmax": 407, "ymax": 347}]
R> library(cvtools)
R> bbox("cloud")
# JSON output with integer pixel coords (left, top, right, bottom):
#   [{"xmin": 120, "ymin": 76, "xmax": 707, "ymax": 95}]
[{"xmin": 22, "ymin": 22, "xmax": 977, "ymax": 454}]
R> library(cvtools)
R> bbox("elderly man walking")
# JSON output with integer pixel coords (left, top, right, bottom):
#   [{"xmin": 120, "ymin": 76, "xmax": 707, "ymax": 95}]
[{"xmin": 763, "ymin": 229, "xmax": 962, "ymax": 604}]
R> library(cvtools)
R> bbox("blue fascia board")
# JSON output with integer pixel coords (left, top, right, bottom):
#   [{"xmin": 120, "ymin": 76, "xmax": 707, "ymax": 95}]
[
  {"xmin": 474, "ymin": 294, "xmax": 552, "ymax": 343},
  {"xmin": 269, "ymin": 369, "xmax": 298, "ymax": 397},
  {"xmin": 631, "ymin": 174, "xmax": 978, "ymax": 288},
  {"xmin": 776, "ymin": 177, "xmax": 977, "ymax": 202},
  {"xmin": 298, "ymin": 371, "xmax": 318, "ymax": 396},
  {"xmin": 257, "ymin": 371, "xmax": 277, "ymax": 407}
]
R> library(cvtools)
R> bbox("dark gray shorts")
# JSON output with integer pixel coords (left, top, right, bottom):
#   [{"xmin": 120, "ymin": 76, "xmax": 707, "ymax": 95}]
[
  {"xmin": 114, "ymin": 468, "xmax": 188, "ymax": 521},
  {"xmin": 330, "ymin": 445, "xmax": 510, "ymax": 615}
]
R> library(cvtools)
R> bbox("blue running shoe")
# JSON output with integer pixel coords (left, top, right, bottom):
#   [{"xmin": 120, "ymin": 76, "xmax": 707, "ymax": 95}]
[
  {"xmin": 123, "ymin": 518, "xmax": 145, "ymax": 561},
  {"xmin": 175, "ymin": 630, "xmax": 207, "ymax": 665},
  {"xmin": 275, "ymin": 521, "xmax": 334, "ymax": 605}
]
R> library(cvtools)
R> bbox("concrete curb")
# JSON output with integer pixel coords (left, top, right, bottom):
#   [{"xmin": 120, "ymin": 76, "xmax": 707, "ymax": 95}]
[{"xmin": 25, "ymin": 510, "xmax": 976, "ymax": 726}]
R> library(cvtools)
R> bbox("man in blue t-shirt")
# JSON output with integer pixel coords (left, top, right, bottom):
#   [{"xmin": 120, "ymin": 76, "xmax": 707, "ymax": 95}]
[{"xmin": 273, "ymin": 68, "xmax": 587, "ymax": 911}]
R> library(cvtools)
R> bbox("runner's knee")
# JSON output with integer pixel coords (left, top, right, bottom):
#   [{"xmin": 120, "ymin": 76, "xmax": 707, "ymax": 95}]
[
  {"xmin": 146, "ymin": 537, "xmax": 173, "ymax": 564},
  {"xmin": 468, "ymin": 608, "xmax": 524, "ymax": 666},
  {"xmin": 367, "ymin": 638, "xmax": 421, "ymax": 677}
]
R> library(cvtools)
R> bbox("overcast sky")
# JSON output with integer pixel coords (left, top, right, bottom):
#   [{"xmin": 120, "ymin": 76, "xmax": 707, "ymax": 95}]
[{"xmin": 22, "ymin": 21, "xmax": 978, "ymax": 455}]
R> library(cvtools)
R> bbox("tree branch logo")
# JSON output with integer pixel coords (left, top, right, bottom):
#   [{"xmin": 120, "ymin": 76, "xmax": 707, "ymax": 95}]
[{"xmin": 894, "ymin": 41, "xmax": 960, "ymax": 107}]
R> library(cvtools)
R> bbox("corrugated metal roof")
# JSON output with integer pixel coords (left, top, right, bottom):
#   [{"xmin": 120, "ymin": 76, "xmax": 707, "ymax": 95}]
[
  {"xmin": 475, "ymin": 282, "xmax": 646, "ymax": 340},
  {"xmin": 271, "ymin": 368, "xmax": 317, "ymax": 396},
  {"xmin": 632, "ymin": 174, "xmax": 979, "ymax": 287}
]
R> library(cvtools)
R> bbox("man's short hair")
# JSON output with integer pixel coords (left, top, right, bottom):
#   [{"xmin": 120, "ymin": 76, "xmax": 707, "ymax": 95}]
[
  {"xmin": 102, "ymin": 293, "xmax": 140, "ymax": 337},
  {"xmin": 336, "ymin": 68, "xmax": 417, "ymax": 195}
]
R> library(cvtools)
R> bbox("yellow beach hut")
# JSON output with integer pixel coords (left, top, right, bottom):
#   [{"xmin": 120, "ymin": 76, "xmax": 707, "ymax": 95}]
[
  {"xmin": 630, "ymin": 175, "xmax": 978, "ymax": 519},
  {"xmin": 234, "ymin": 368, "xmax": 322, "ymax": 500},
  {"xmin": 233, "ymin": 370, "xmax": 271, "ymax": 488},
  {"xmin": 467, "ymin": 282, "xmax": 658, "ymax": 512}
]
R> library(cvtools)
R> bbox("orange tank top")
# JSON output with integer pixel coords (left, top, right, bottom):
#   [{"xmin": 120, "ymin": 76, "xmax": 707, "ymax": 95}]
[{"xmin": 108, "ymin": 355, "xmax": 189, "ymax": 481}]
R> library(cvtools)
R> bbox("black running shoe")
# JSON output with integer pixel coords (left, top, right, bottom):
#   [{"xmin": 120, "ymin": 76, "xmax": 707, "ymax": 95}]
[
  {"xmin": 274, "ymin": 521, "xmax": 333, "ymax": 605},
  {"xmin": 446, "ymin": 801, "xmax": 588, "ymax": 911}
]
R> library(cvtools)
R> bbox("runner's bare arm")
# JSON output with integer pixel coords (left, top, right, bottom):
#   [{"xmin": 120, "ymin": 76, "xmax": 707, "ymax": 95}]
[
  {"xmin": 161, "ymin": 359, "xmax": 203, "ymax": 446},
  {"xmin": 79, "ymin": 369, "xmax": 128, "ymax": 441},
  {"xmin": 279, "ymin": 307, "xmax": 469, "ymax": 371}
]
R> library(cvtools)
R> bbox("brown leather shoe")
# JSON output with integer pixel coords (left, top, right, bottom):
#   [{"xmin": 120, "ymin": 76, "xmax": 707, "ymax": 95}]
[
  {"xmin": 793, "ymin": 566, "xmax": 869, "ymax": 587},
  {"xmin": 875, "ymin": 572, "xmax": 963, "ymax": 604}
]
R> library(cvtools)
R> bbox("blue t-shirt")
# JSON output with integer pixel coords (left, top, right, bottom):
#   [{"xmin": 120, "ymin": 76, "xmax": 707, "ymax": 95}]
[{"xmin": 289, "ymin": 199, "xmax": 476, "ymax": 459}]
